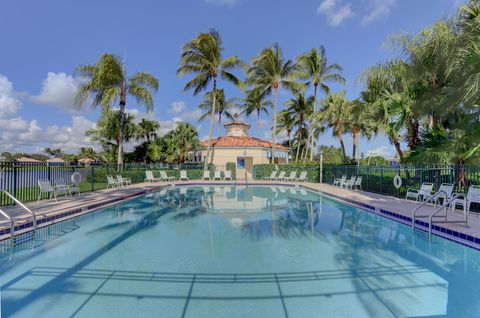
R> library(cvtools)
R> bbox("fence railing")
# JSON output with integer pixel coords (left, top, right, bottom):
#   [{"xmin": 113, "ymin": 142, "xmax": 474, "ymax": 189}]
[{"xmin": 0, "ymin": 162, "xmax": 205, "ymax": 206}]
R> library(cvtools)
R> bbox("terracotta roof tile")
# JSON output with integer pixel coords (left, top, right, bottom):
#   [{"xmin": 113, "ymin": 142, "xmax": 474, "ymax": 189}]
[{"xmin": 201, "ymin": 136, "xmax": 289, "ymax": 150}]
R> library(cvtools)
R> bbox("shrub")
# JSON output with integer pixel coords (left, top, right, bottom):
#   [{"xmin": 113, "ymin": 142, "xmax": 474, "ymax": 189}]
[{"xmin": 226, "ymin": 162, "xmax": 236, "ymax": 180}]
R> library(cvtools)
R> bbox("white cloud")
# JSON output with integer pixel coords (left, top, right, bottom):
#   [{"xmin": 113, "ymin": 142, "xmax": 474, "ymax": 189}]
[
  {"xmin": 366, "ymin": 146, "xmax": 395, "ymax": 158},
  {"xmin": 317, "ymin": 0, "xmax": 354, "ymax": 26},
  {"xmin": 179, "ymin": 109, "xmax": 204, "ymax": 122},
  {"xmin": 157, "ymin": 118, "xmax": 181, "ymax": 137},
  {"xmin": 30, "ymin": 72, "xmax": 83, "ymax": 112},
  {"xmin": 361, "ymin": 0, "xmax": 396, "ymax": 25},
  {"xmin": 0, "ymin": 75, "xmax": 22, "ymax": 118},
  {"xmin": 169, "ymin": 101, "xmax": 186, "ymax": 113},
  {"xmin": 204, "ymin": 0, "xmax": 238, "ymax": 6}
]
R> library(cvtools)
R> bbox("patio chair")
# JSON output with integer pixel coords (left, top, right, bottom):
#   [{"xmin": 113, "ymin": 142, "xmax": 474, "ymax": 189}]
[
  {"xmin": 264, "ymin": 171, "xmax": 277, "ymax": 181},
  {"xmin": 352, "ymin": 176, "xmax": 363, "ymax": 190},
  {"xmin": 214, "ymin": 171, "xmax": 222, "ymax": 180},
  {"xmin": 180, "ymin": 170, "xmax": 189, "ymax": 181},
  {"xmin": 37, "ymin": 179, "xmax": 69, "ymax": 202},
  {"xmin": 117, "ymin": 175, "xmax": 132, "ymax": 187},
  {"xmin": 202, "ymin": 171, "xmax": 210, "ymax": 180},
  {"xmin": 430, "ymin": 183, "xmax": 454, "ymax": 206},
  {"xmin": 224, "ymin": 170, "xmax": 232, "ymax": 180},
  {"xmin": 449, "ymin": 185, "xmax": 480, "ymax": 213},
  {"xmin": 284, "ymin": 171, "xmax": 297, "ymax": 182},
  {"xmin": 54, "ymin": 177, "xmax": 72, "ymax": 196},
  {"xmin": 333, "ymin": 175, "xmax": 346, "ymax": 187},
  {"xmin": 273, "ymin": 171, "xmax": 286, "ymax": 181},
  {"xmin": 70, "ymin": 172, "xmax": 82, "ymax": 196},
  {"xmin": 145, "ymin": 170, "xmax": 161, "ymax": 183},
  {"xmin": 341, "ymin": 176, "xmax": 356, "ymax": 189},
  {"xmin": 160, "ymin": 170, "xmax": 176, "ymax": 181},
  {"xmin": 405, "ymin": 182, "xmax": 434, "ymax": 201},
  {"xmin": 294, "ymin": 171, "xmax": 308, "ymax": 182},
  {"xmin": 106, "ymin": 175, "xmax": 121, "ymax": 189}
]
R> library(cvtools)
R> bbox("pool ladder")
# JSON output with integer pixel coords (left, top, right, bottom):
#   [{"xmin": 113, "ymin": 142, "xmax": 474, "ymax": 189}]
[{"xmin": 0, "ymin": 190, "xmax": 37, "ymax": 245}]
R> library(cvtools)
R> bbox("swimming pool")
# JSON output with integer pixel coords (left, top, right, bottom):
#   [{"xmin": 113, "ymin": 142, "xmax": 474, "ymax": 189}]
[{"xmin": 1, "ymin": 185, "xmax": 480, "ymax": 317}]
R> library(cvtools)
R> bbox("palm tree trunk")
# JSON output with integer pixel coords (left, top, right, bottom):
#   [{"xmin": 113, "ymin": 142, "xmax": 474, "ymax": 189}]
[
  {"xmin": 273, "ymin": 86, "xmax": 278, "ymax": 145},
  {"xmin": 257, "ymin": 110, "xmax": 261, "ymax": 137},
  {"xmin": 393, "ymin": 139, "xmax": 404, "ymax": 160},
  {"xmin": 218, "ymin": 112, "xmax": 222, "ymax": 137},
  {"xmin": 204, "ymin": 78, "xmax": 217, "ymax": 171},
  {"xmin": 117, "ymin": 101, "xmax": 126, "ymax": 170},
  {"xmin": 352, "ymin": 127, "xmax": 358, "ymax": 161},
  {"xmin": 295, "ymin": 128, "xmax": 302, "ymax": 162},
  {"xmin": 309, "ymin": 85, "xmax": 318, "ymax": 161},
  {"xmin": 338, "ymin": 126, "xmax": 346, "ymax": 159}
]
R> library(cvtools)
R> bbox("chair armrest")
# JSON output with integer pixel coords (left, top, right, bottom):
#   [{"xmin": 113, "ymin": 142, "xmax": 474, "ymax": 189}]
[{"xmin": 406, "ymin": 188, "xmax": 418, "ymax": 193}]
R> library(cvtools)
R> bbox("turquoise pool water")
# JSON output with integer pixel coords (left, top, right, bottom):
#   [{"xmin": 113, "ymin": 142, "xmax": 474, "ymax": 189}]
[{"xmin": 1, "ymin": 185, "xmax": 480, "ymax": 317}]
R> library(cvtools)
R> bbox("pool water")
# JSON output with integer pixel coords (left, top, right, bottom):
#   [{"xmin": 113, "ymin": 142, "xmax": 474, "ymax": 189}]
[{"xmin": 1, "ymin": 185, "xmax": 480, "ymax": 317}]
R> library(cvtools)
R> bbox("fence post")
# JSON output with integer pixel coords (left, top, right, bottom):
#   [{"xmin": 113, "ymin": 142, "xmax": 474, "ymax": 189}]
[
  {"xmin": 91, "ymin": 166, "xmax": 95, "ymax": 192},
  {"xmin": 13, "ymin": 163, "xmax": 17, "ymax": 201},
  {"xmin": 380, "ymin": 166, "xmax": 384, "ymax": 194}
]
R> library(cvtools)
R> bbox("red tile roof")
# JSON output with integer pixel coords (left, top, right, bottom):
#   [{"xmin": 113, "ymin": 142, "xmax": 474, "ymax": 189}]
[{"xmin": 201, "ymin": 136, "xmax": 289, "ymax": 150}]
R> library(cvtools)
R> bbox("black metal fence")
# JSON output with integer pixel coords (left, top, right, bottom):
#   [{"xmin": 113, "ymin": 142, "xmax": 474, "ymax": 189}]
[
  {"xmin": 323, "ymin": 164, "xmax": 480, "ymax": 198},
  {"xmin": 0, "ymin": 162, "xmax": 205, "ymax": 206}
]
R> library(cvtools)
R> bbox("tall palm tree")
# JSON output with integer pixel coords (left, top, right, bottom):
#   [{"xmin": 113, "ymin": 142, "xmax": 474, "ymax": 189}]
[
  {"xmin": 283, "ymin": 92, "xmax": 314, "ymax": 162},
  {"xmin": 296, "ymin": 47, "xmax": 345, "ymax": 160},
  {"xmin": 242, "ymin": 90, "xmax": 272, "ymax": 136},
  {"xmin": 198, "ymin": 89, "xmax": 238, "ymax": 136},
  {"xmin": 177, "ymin": 29, "xmax": 244, "ymax": 170},
  {"xmin": 319, "ymin": 91, "xmax": 350, "ymax": 159},
  {"xmin": 348, "ymin": 99, "xmax": 374, "ymax": 161},
  {"xmin": 172, "ymin": 122, "xmax": 201, "ymax": 163},
  {"xmin": 75, "ymin": 53, "xmax": 159, "ymax": 168},
  {"xmin": 276, "ymin": 110, "xmax": 295, "ymax": 150},
  {"xmin": 247, "ymin": 43, "xmax": 303, "ymax": 146},
  {"xmin": 136, "ymin": 118, "xmax": 159, "ymax": 143}
]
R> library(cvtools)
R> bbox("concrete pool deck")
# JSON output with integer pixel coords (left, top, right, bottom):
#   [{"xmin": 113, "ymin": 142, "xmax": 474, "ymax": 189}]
[{"xmin": 0, "ymin": 180, "xmax": 479, "ymax": 248}]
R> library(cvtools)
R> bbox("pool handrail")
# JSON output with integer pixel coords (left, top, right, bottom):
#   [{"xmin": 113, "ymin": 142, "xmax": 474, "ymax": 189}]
[
  {"xmin": 428, "ymin": 192, "xmax": 468, "ymax": 238},
  {"xmin": 411, "ymin": 190, "xmax": 448, "ymax": 229},
  {"xmin": 0, "ymin": 207, "xmax": 14, "ymax": 242},
  {"xmin": 2, "ymin": 190, "xmax": 37, "ymax": 233}
]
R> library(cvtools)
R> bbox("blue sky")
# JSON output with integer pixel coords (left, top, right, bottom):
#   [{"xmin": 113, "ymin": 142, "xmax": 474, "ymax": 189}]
[{"xmin": 0, "ymin": 0, "xmax": 464, "ymax": 157}]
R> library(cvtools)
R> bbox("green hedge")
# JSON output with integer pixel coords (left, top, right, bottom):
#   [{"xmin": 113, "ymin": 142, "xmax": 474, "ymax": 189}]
[
  {"xmin": 253, "ymin": 163, "xmax": 320, "ymax": 182},
  {"xmin": 226, "ymin": 162, "xmax": 236, "ymax": 180}
]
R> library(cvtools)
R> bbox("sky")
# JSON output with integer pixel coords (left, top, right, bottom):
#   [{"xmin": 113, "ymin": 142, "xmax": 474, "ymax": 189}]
[{"xmin": 0, "ymin": 0, "xmax": 465, "ymax": 158}]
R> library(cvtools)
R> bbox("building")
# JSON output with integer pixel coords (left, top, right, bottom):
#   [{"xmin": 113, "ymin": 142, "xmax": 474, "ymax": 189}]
[
  {"xmin": 194, "ymin": 119, "xmax": 290, "ymax": 180},
  {"xmin": 46, "ymin": 157, "xmax": 65, "ymax": 165}
]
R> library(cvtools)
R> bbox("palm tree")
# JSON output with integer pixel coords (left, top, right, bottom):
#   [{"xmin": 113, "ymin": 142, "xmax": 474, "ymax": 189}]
[
  {"xmin": 198, "ymin": 89, "xmax": 238, "ymax": 136},
  {"xmin": 77, "ymin": 147, "xmax": 98, "ymax": 160},
  {"xmin": 276, "ymin": 110, "xmax": 295, "ymax": 150},
  {"xmin": 348, "ymin": 99, "xmax": 374, "ymax": 161},
  {"xmin": 172, "ymin": 122, "xmax": 201, "ymax": 163},
  {"xmin": 319, "ymin": 92, "xmax": 350, "ymax": 159},
  {"xmin": 283, "ymin": 92, "xmax": 314, "ymax": 162},
  {"xmin": 247, "ymin": 43, "xmax": 304, "ymax": 146},
  {"xmin": 136, "ymin": 118, "xmax": 159, "ymax": 143},
  {"xmin": 296, "ymin": 47, "xmax": 345, "ymax": 160},
  {"xmin": 177, "ymin": 29, "xmax": 244, "ymax": 170},
  {"xmin": 44, "ymin": 147, "xmax": 64, "ymax": 158},
  {"xmin": 75, "ymin": 53, "xmax": 159, "ymax": 168},
  {"xmin": 242, "ymin": 90, "xmax": 272, "ymax": 136}
]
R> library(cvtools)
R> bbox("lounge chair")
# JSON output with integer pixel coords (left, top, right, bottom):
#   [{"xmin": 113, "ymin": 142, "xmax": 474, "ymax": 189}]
[
  {"xmin": 145, "ymin": 170, "xmax": 161, "ymax": 183},
  {"xmin": 224, "ymin": 170, "xmax": 232, "ymax": 180},
  {"xmin": 430, "ymin": 183, "xmax": 454, "ymax": 205},
  {"xmin": 55, "ymin": 177, "xmax": 72, "ymax": 196},
  {"xmin": 160, "ymin": 170, "xmax": 176, "ymax": 181},
  {"xmin": 180, "ymin": 170, "xmax": 189, "ymax": 181},
  {"xmin": 449, "ymin": 185, "xmax": 480, "ymax": 213},
  {"xmin": 117, "ymin": 175, "xmax": 132, "ymax": 187},
  {"xmin": 264, "ymin": 171, "xmax": 277, "ymax": 181},
  {"xmin": 341, "ymin": 176, "xmax": 356, "ymax": 189},
  {"xmin": 352, "ymin": 176, "xmax": 362, "ymax": 190},
  {"xmin": 406, "ymin": 182, "xmax": 434, "ymax": 201},
  {"xmin": 37, "ymin": 179, "xmax": 69, "ymax": 202},
  {"xmin": 202, "ymin": 171, "xmax": 210, "ymax": 180},
  {"xmin": 106, "ymin": 175, "xmax": 121, "ymax": 189},
  {"xmin": 214, "ymin": 171, "xmax": 222, "ymax": 180},
  {"xmin": 333, "ymin": 175, "xmax": 346, "ymax": 187},
  {"xmin": 273, "ymin": 171, "xmax": 286, "ymax": 181},
  {"xmin": 294, "ymin": 171, "xmax": 308, "ymax": 182},
  {"xmin": 284, "ymin": 171, "xmax": 297, "ymax": 182}
]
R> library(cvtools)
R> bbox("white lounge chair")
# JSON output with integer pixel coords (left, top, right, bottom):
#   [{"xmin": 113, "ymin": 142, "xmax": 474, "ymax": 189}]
[
  {"xmin": 202, "ymin": 171, "xmax": 210, "ymax": 180},
  {"xmin": 180, "ymin": 170, "xmax": 189, "ymax": 181},
  {"xmin": 273, "ymin": 171, "xmax": 286, "ymax": 181},
  {"xmin": 449, "ymin": 185, "xmax": 480, "ymax": 213},
  {"xmin": 333, "ymin": 175, "xmax": 346, "ymax": 187},
  {"xmin": 284, "ymin": 171, "xmax": 297, "ymax": 182},
  {"xmin": 106, "ymin": 175, "xmax": 121, "ymax": 189},
  {"xmin": 406, "ymin": 182, "xmax": 434, "ymax": 201},
  {"xmin": 428, "ymin": 183, "xmax": 454, "ymax": 205},
  {"xmin": 145, "ymin": 170, "xmax": 161, "ymax": 183},
  {"xmin": 214, "ymin": 171, "xmax": 222, "ymax": 180},
  {"xmin": 37, "ymin": 179, "xmax": 69, "ymax": 202},
  {"xmin": 264, "ymin": 171, "xmax": 277, "ymax": 181},
  {"xmin": 224, "ymin": 170, "xmax": 232, "ymax": 180},
  {"xmin": 160, "ymin": 170, "xmax": 176, "ymax": 181},
  {"xmin": 341, "ymin": 176, "xmax": 356, "ymax": 189},
  {"xmin": 294, "ymin": 171, "xmax": 308, "ymax": 182},
  {"xmin": 352, "ymin": 176, "xmax": 362, "ymax": 190},
  {"xmin": 117, "ymin": 175, "xmax": 132, "ymax": 187}
]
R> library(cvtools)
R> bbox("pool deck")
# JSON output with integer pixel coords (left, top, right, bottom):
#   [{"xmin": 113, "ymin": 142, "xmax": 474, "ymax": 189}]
[{"xmin": 1, "ymin": 180, "xmax": 479, "ymax": 248}]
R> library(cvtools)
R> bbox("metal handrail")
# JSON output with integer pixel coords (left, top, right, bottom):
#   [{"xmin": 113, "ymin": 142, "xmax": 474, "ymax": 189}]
[
  {"xmin": 411, "ymin": 190, "xmax": 448, "ymax": 229},
  {"xmin": 0, "ymin": 208, "xmax": 14, "ymax": 242},
  {"xmin": 428, "ymin": 193, "xmax": 467, "ymax": 237},
  {"xmin": 2, "ymin": 190, "xmax": 37, "ymax": 232}
]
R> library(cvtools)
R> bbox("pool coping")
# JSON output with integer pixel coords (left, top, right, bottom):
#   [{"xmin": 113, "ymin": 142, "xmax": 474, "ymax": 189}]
[{"xmin": 2, "ymin": 181, "xmax": 480, "ymax": 251}]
